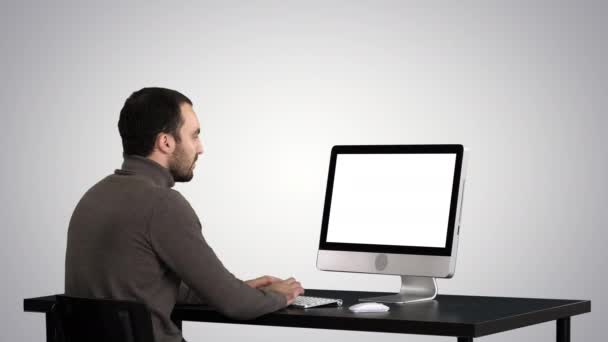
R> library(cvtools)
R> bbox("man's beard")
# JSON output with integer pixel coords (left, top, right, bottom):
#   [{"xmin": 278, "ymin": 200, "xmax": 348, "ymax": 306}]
[{"xmin": 169, "ymin": 144, "xmax": 197, "ymax": 182}]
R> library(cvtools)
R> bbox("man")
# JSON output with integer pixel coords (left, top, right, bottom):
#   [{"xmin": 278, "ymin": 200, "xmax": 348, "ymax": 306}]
[{"xmin": 65, "ymin": 87, "xmax": 304, "ymax": 342}]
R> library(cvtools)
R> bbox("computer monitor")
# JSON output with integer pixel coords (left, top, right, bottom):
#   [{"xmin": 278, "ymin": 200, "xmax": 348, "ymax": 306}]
[{"xmin": 317, "ymin": 145, "xmax": 469, "ymax": 303}]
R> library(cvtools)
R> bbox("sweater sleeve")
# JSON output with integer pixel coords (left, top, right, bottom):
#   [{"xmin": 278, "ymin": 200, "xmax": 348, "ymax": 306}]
[
  {"xmin": 177, "ymin": 282, "xmax": 206, "ymax": 304},
  {"xmin": 148, "ymin": 190, "xmax": 287, "ymax": 319}
]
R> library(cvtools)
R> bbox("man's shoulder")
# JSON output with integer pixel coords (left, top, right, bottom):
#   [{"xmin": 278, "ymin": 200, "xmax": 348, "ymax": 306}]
[
  {"xmin": 147, "ymin": 188, "xmax": 201, "ymax": 234},
  {"xmin": 81, "ymin": 173, "xmax": 172, "ymax": 205},
  {"xmin": 79, "ymin": 173, "xmax": 195, "ymax": 217},
  {"xmin": 153, "ymin": 188, "xmax": 195, "ymax": 214}
]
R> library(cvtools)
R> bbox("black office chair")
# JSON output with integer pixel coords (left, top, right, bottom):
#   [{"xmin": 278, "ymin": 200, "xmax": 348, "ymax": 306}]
[{"xmin": 50, "ymin": 295, "xmax": 155, "ymax": 342}]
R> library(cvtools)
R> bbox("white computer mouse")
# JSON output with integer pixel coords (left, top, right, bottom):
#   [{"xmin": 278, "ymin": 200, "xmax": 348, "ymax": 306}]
[{"xmin": 348, "ymin": 302, "xmax": 390, "ymax": 313}]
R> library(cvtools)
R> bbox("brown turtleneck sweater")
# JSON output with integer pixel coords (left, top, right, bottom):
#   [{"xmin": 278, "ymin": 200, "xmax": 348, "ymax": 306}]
[{"xmin": 65, "ymin": 154, "xmax": 286, "ymax": 342}]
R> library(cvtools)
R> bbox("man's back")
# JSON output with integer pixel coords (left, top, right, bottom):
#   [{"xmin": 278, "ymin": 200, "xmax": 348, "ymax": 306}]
[{"xmin": 65, "ymin": 155, "xmax": 286, "ymax": 342}]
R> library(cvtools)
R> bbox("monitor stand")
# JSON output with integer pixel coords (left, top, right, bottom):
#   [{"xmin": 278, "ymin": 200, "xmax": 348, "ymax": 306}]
[{"xmin": 359, "ymin": 275, "xmax": 438, "ymax": 304}]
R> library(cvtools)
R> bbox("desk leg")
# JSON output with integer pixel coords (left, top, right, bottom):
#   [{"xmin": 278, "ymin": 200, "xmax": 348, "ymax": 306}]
[
  {"xmin": 458, "ymin": 338, "xmax": 473, "ymax": 342},
  {"xmin": 557, "ymin": 317, "xmax": 570, "ymax": 342},
  {"xmin": 45, "ymin": 313, "xmax": 56, "ymax": 342}
]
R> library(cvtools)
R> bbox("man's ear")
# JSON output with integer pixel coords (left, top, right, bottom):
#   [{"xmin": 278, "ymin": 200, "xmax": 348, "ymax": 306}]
[{"xmin": 156, "ymin": 133, "xmax": 176, "ymax": 155}]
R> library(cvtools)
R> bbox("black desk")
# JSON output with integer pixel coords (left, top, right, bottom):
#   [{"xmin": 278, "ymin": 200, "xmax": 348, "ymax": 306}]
[{"xmin": 24, "ymin": 289, "xmax": 590, "ymax": 342}]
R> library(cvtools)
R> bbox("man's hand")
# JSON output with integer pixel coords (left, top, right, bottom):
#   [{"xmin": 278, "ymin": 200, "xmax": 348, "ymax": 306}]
[
  {"xmin": 263, "ymin": 277, "xmax": 305, "ymax": 305},
  {"xmin": 244, "ymin": 275, "xmax": 282, "ymax": 289}
]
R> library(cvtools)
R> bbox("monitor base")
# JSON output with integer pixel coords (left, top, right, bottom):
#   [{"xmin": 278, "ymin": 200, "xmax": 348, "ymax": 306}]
[{"xmin": 359, "ymin": 275, "xmax": 438, "ymax": 304}]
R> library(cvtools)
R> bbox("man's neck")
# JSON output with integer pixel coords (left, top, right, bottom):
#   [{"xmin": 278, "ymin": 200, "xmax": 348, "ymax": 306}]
[{"xmin": 146, "ymin": 152, "xmax": 169, "ymax": 169}]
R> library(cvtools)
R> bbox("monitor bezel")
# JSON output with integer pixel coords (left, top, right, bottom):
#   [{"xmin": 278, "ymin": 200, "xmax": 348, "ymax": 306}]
[{"xmin": 318, "ymin": 144, "xmax": 464, "ymax": 257}]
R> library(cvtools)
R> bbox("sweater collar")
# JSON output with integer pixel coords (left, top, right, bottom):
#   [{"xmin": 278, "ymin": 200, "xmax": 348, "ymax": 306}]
[{"xmin": 115, "ymin": 154, "xmax": 175, "ymax": 188}]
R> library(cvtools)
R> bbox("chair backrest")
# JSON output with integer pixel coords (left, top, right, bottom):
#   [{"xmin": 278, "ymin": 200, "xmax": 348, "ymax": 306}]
[{"xmin": 51, "ymin": 295, "xmax": 155, "ymax": 342}]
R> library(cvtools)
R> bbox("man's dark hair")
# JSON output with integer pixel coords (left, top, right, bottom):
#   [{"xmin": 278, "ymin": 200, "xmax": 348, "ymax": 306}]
[{"xmin": 118, "ymin": 87, "xmax": 192, "ymax": 157}]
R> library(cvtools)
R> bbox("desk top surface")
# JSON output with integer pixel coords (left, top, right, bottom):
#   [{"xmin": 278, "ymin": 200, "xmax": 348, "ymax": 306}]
[{"xmin": 24, "ymin": 289, "xmax": 591, "ymax": 338}]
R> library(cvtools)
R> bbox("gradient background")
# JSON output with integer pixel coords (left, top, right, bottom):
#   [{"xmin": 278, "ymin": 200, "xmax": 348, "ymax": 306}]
[{"xmin": 2, "ymin": 1, "xmax": 606, "ymax": 341}]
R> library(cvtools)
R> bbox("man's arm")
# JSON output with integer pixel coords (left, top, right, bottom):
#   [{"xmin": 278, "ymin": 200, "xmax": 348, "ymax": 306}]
[
  {"xmin": 177, "ymin": 276, "xmax": 280, "ymax": 304},
  {"xmin": 148, "ymin": 190, "xmax": 288, "ymax": 319},
  {"xmin": 177, "ymin": 282, "xmax": 206, "ymax": 304}
]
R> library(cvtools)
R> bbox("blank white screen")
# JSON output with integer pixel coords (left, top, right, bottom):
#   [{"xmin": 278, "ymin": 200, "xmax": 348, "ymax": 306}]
[{"xmin": 326, "ymin": 153, "xmax": 456, "ymax": 248}]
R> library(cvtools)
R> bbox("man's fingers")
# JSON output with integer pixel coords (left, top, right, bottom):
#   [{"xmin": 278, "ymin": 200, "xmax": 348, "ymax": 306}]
[
  {"xmin": 287, "ymin": 291, "xmax": 299, "ymax": 301},
  {"xmin": 276, "ymin": 281, "xmax": 306, "ymax": 306},
  {"xmin": 291, "ymin": 283, "xmax": 304, "ymax": 293},
  {"xmin": 262, "ymin": 276, "xmax": 276, "ymax": 284},
  {"xmin": 287, "ymin": 280, "xmax": 302, "ymax": 289}
]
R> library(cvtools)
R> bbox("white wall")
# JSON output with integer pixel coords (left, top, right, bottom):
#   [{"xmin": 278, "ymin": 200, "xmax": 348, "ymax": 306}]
[{"xmin": 2, "ymin": 1, "xmax": 605, "ymax": 341}]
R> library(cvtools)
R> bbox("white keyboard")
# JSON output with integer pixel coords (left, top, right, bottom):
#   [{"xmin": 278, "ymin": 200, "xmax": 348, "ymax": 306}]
[{"xmin": 290, "ymin": 296, "xmax": 343, "ymax": 309}]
